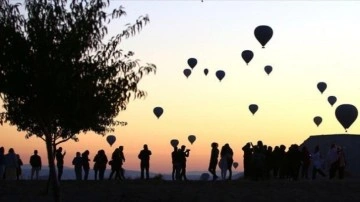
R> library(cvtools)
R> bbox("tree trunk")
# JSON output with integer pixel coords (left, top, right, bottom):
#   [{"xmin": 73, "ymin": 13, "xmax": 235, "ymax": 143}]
[{"xmin": 45, "ymin": 134, "xmax": 61, "ymax": 202}]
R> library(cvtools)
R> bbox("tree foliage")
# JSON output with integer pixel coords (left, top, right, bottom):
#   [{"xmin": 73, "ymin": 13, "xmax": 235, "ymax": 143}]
[{"xmin": 0, "ymin": 0, "xmax": 156, "ymax": 145}]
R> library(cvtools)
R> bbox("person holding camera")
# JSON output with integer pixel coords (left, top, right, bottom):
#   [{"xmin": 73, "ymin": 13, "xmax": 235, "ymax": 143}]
[{"xmin": 178, "ymin": 145, "xmax": 190, "ymax": 181}]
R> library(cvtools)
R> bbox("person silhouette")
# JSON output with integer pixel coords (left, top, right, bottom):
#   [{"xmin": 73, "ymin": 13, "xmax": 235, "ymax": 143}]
[
  {"xmin": 72, "ymin": 152, "xmax": 83, "ymax": 180},
  {"xmin": 179, "ymin": 145, "xmax": 190, "ymax": 181},
  {"xmin": 138, "ymin": 144, "xmax": 152, "ymax": 180},
  {"xmin": 242, "ymin": 143, "xmax": 253, "ymax": 179},
  {"xmin": 337, "ymin": 146, "xmax": 346, "ymax": 179},
  {"xmin": 82, "ymin": 150, "xmax": 90, "ymax": 180},
  {"xmin": 30, "ymin": 150, "xmax": 42, "ymax": 180},
  {"xmin": 55, "ymin": 147, "xmax": 66, "ymax": 180},
  {"xmin": 327, "ymin": 144, "xmax": 339, "ymax": 179},
  {"xmin": 300, "ymin": 146, "xmax": 311, "ymax": 179},
  {"xmin": 119, "ymin": 146, "xmax": 126, "ymax": 180},
  {"xmin": 16, "ymin": 154, "xmax": 23, "ymax": 180},
  {"xmin": 171, "ymin": 146, "xmax": 181, "ymax": 180},
  {"xmin": 93, "ymin": 149, "xmax": 108, "ymax": 180},
  {"xmin": 93, "ymin": 150, "xmax": 101, "ymax": 180},
  {"xmin": 109, "ymin": 148, "xmax": 121, "ymax": 180},
  {"xmin": 4, "ymin": 148, "xmax": 18, "ymax": 180},
  {"xmin": 220, "ymin": 144, "xmax": 233, "ymax": 180},
  {"xmin": 208, "ymin": 142, "xmax": 219, "ymax": 181},
  {"xmin": 311, "ymin": 145, "xmax": 326, "ymax": 180}
]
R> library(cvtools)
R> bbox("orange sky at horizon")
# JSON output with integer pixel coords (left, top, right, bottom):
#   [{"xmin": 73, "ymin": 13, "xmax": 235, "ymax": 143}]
[{"xmin": 2, "ymin": 1, "xmax": 360, "ymax": 175}]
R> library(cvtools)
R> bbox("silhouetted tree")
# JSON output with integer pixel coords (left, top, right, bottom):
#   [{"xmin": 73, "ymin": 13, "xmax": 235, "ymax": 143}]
[{"xmin": 0, "ymin": 0, "xmax": 155, "ymax": 201}]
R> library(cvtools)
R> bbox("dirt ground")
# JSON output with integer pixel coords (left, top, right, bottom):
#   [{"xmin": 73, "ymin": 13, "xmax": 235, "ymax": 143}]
[{"xmin": 1, "ymin": 179, "xmax": 359, "ymax": 202}]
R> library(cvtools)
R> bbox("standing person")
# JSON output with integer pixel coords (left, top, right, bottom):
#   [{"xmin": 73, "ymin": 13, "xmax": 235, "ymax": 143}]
[
  {"xmin": 138, "ymin": 144, "xmax": 152, "ymax": 180},
  {"xmin": 221, "ymin": 143, "xmax": 234, "ymax": 180},
  {"xmin": 4, "ymin": 148, "xmax": 18, "ymax": 180},
  {"xmin": 55, "ymin": 147, "xmax": 66, "ymax": 180},
  {"xmin": 72, "ymin": 152, "xmax": 83, "ymax": 180},
  {"xmin": 93, "ymin": 150, "xmax": 101, "ymax": 180},
  {"xmin": 171, "ymin": 146, "xmax": 181, "ymax": 181},
  {"xmin": 178, "ymin": 145, "xmax": 190, "ymax": 181},
  {"xmin": 16, "ymin": 154, "xmax": 23, "ymax": 180},
  {"xmin": 219, "ymin": 153, "xmax": 228, "ymax": 180},
  {"xmin": 242, "ymin": 143, "xmax": 253, "ymax": 179},
  {"xmin": 93, "ymin": 149, "xmax": 107, "ymax": 180},
  {"xmin": 272, "ymin": 146, "xmax": 281, "ymax": 178},
  {"xmin": 82, "ymin": 150, "xmax": 90, "ymax": 180},
  {"xmin": 119, "ymin": 146, "xmax": 126, "ymax": 180},
  {"xmin": 30, "ymin": 150, "xmax": 42, "ymax": 180},
  {"xmin": 327, "ymin": 144, "xmax": 339, "ymax": 179},
  {"xmin": 311, "ymin": 145, "xmax": 326, "ymax": 180},
  {"xmin": 300, "ymin": 146, "xmax": 311, "ymax": 179},
  {"xmin": 287, "ymin": 144, "xmax": 302, "ymax": 181},
  {"xmin": 252, "ymin": 146, "xmax": 266, "ymax": 181},
  {"xmin": 109, "ymin": 148, "xmax": 121, "ymax": 180},
  {"xmin": 97, "ymin": 150, "xmax": 108, "ymax": 180},
  {"xmin": 0, "ymin": 147, "xmax": 5, "ymax": 180},
  {"xmin": 278, "ymin": 145, "xmax": 287, "ymax": 179},
  {"xmin": 337, "ymin": 147, "xmax": 346, "ymax": 179},
  {"xmin": 208, "ymin": 142, "xmax": 219, "ymax": 181}
]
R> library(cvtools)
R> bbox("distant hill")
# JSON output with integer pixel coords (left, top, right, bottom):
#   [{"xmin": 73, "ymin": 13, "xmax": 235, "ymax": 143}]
[{"xmin": 301, "ymin": 134, "xmax": 360, "ymax": 177}]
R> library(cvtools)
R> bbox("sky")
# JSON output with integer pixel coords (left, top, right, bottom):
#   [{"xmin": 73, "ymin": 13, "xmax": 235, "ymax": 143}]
[{"xmin": 2, "ymin": 0, "xmax": 360, "ymax": 174}]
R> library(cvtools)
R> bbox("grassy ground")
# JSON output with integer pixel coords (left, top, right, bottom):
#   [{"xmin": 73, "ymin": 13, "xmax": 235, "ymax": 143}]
[{"xmin": 1, "ymin": 179, "xmax": 359, "ymax": 202}]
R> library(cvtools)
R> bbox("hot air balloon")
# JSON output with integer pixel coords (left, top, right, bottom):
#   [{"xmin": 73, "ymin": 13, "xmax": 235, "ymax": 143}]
[
  {"xmin": 183, "ymin": 69, "xmax": 191, "ymax": 78},
  {"xmin": 188, "ymin": 135, "xmax": 196, "ymax": 144},
  {"xmin": 241, "ymin": 50, "xmax": 254, "ymax": 65},
  {"xmin": 313, "ymin": 116, "xmax": 322, "ymax": 127},
  {"xmin": 254, "ymin": 25, "xmax": 273, "ymax": 48},
  {"xmin": 215, "ymin": 70, "xmax": 225, "ymax": 81},
  {"xmin": 335, "ymin": 104, "xmax": 358, "ymax": 132},
  {"xmin": 204, "ymin": 68, "xmax": 209, "ymax": 76},
  {"xmin": 249, "ymin": 104, "xmax": 258, "ymax": 115},
  {"xmin": 317, "ymin": 82, "xmax": 327, "ymax": 94},
  {"xmin": 106, "ymin": 135, "xmax": 116, "ymax": 146},
  {"xmin": 328, "ymin": 96, "xmax": 337, "ymax": 107},
  {"xmin": 153, "ymin": 107, "xmax": 164, "ymax": 119},
  {"xmin": 170, "ymin": 139, "xmax": 179, "ymax": 148},
  {"xmin": 233, "ymin": 162, "xmax": 239, "ymax": 169},
  {"xmin": 187, "ymin": 58, "xmax": 197, "ymax": 69},
  {"xmin": 264, "ymin": 65, "xmax": 272, "ymax": 75}
]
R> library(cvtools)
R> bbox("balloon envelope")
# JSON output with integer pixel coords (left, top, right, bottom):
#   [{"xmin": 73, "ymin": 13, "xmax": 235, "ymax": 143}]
[
  {"xmin": 249, "ymin": 104, "xmax": 258, "ymax": 115},
  {"xmin": 188, "ymin": 135, "xmax": 196, "ymax": 144},
  {"xmin": 317, "ymin": 82, "xmax": 327, "ymax": 94},
  {"xmin": 313, "ymin": 116, "xmax": 322, "ymax": 127},
  {"xmin": 241, "ymin": 50, "xmax": 254, "ymax": 65},
  {"xmin": 153, "ymin": 107, "xmax": 164, "ymax": 119},
  {"xmin": 233, "ymin": 162, "xmax": 239, "ymax": 169},
  {"xmin": 254, "ymin": 25, "xmax": 273, "ymax": 48},
  {"xmin": 187, "ymin": 58, "xmax": 197, "ymax": 69},
  {"xmin": 106, "ymin": 135, "xmax": 116, "ymax": 146},
  {"xmin": 335, "ymin": 104, "xmax": 358, "ymax": 131},
  {"xmin": 328, "ymin": 96, "xmax": 337, "ymax": 107},
  {"xmin": 215, "ymin": 70, "xmax": 225, "ymax": 81},
  {"xmin": 183, "ymin": 69, "xmax": 191, "ymax": 78},
  {"xmin": 204, "ymin": 68, "xmax": 209, "ymax": 76},
  {"xmin": 264, "ymin": 65, "xmax": 272, "ymax": 75},
  {"xmin": 170, "ymin": 139, "xmax": 179, "ymax": 148}
]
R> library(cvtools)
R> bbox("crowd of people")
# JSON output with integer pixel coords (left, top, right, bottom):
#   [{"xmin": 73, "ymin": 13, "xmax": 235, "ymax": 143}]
[
  {"xmin": 0, "ymin": 147, "xmax": 39, "ymax": 180},
  {"xmin": 240, "ymin": 141, "xmax": 346, "ymax": 181},
  {"xmin": 0, "ymin": 140, "xmax": 347, "ymax": 181}
]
